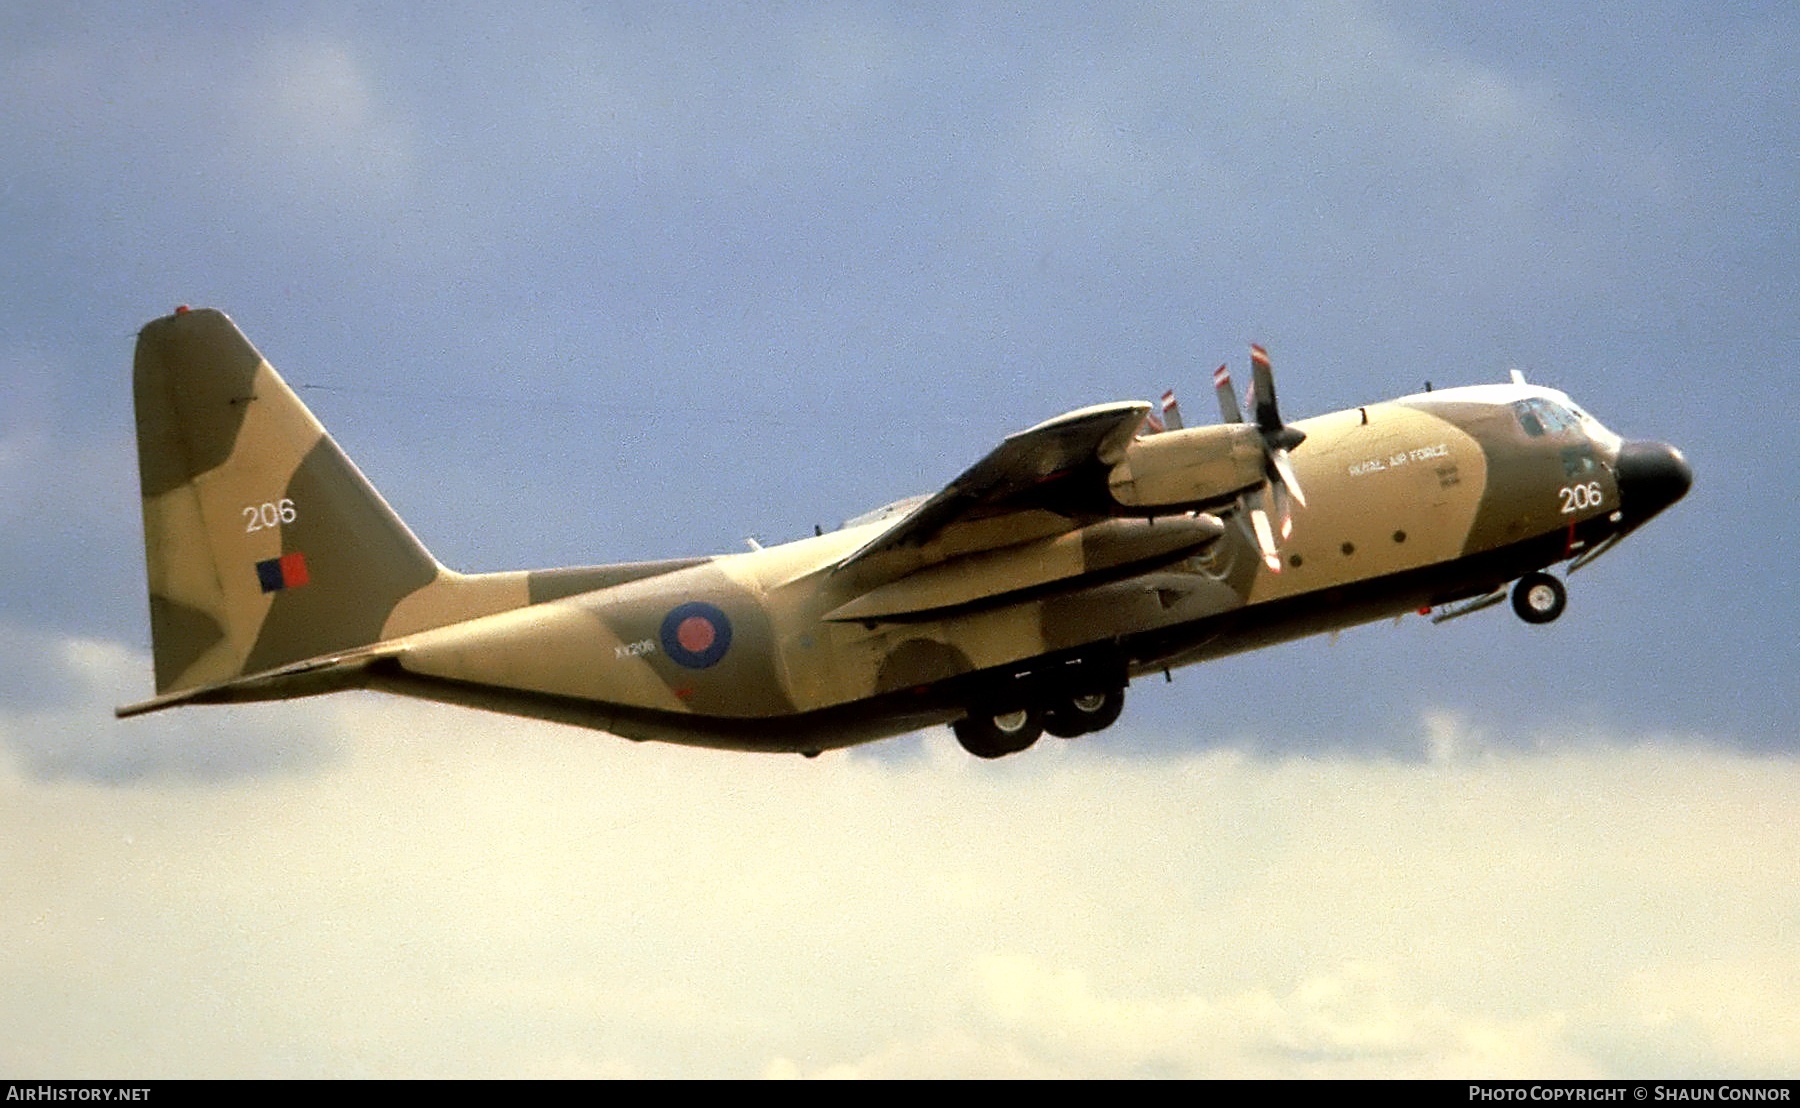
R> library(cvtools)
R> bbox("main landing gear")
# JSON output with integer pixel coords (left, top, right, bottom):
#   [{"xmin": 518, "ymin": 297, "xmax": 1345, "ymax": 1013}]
[
  {"xmin": 952, "ymin": 687, "xmax": 1127, "ymax": 759},
  {"xmin": 1511, "ymin": 571, "xmax": 1567, "ymax": 624}
]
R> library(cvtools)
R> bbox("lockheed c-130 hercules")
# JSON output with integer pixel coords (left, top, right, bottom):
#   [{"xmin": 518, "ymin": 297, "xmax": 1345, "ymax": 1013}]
[{"xmin": 119, "ymin": 308, "xmax": 1691, "ymax": 758}]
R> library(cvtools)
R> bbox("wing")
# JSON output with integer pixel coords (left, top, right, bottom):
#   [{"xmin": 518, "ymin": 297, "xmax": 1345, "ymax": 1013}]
[{"xmin": 835, "ymin": 401, "xmax": 1153, "ymax": 577}]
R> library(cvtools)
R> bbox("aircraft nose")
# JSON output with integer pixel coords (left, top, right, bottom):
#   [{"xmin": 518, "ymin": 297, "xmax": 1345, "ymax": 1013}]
[{"xmin": 1615, "ymin": 440, "xmax": 1692, "ymax": 524}]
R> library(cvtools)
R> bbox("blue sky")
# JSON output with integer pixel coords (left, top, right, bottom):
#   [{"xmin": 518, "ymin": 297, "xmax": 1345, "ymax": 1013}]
[{"xmin": 1, "ymin": 2, "xmax": 1795, "ymax": 1077}]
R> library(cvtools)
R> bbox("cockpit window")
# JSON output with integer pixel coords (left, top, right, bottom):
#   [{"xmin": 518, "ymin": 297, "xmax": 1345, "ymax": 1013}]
[
  {"xmin": 1538, "ymin": 400, "xmax": 1581, "ymax": 433},
  {"xmin": 1561, "ymin": 444, "xmax": 1599, "ymax": 479},
  {"xmin": 1513, "ymin": 398, "xmax": 1581, "ymax": 438}
]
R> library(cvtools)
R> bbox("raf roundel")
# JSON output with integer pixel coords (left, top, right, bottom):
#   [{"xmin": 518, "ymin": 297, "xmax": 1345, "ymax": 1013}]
[{"xmin": 659, "ymin": 602, "xmax": 733, "ymax": 669}]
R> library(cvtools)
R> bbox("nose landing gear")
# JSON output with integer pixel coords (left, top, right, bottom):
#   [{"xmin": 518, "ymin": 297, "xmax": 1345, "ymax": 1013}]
[{"xmin": 1511, "ymin": 571, "xmax": 1567, "ymax": 624}]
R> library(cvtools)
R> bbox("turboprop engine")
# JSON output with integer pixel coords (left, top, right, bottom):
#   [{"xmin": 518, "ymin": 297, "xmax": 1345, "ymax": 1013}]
[{"xmin": 1106, "ymin": 423, "xmax": 1267, "ymax": 509}]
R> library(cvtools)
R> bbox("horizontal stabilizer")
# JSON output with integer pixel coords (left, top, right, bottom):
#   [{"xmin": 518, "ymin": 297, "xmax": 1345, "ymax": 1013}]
[{"xmin": 116, "ymin": 643, "xmax": 398, "ymax": 718}]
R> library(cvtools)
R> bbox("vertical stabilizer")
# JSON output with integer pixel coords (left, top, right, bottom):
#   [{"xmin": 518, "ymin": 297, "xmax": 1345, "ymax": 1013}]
[{"xmin": 134, "ymin": 308, "xmax": 444, "ymax": 693}]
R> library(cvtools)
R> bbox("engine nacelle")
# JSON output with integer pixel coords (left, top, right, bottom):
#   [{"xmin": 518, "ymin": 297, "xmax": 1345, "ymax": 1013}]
[{"xmin": 1108, "ymin": 424, "xmax": 1266, "ymax": 508}]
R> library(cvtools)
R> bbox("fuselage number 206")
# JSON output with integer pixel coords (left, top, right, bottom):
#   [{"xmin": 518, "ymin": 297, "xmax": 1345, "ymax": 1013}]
[{"xmin": 1559, "ymin": 482, "xmax": 1604, "ymax": 514}]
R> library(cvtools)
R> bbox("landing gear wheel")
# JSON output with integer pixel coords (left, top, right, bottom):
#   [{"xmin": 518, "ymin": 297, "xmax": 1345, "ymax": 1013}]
[
  {"xmin": 1043, "ymin": 688, "xmax": 1126, "ymax": 738},
  {"xmin": 1511, "ymin": 571, "xmax": 1567, "ymax": 624},
  {"xmin": 953, "ymin": 707, "xmax": 1044, "ymax": 759}
]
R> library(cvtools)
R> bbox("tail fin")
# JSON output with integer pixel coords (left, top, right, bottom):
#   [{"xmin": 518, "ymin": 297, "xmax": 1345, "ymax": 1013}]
[{"xmin": 134, "ymin": 308, "xmax": 461, "ymax": 694}]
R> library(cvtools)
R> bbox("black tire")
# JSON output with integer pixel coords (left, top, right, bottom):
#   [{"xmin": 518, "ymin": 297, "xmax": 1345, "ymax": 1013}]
[
  {"xmin": 1043, "ymin": 688, "xmax": 1126, "ymax": 738},
  {"xmin": 1511, "ymin": 571, "xmax": 1567, "ymax": 624},
  {"xmin": 953, "ymin": 707, "xmax": 1043, "ymax": 759}
]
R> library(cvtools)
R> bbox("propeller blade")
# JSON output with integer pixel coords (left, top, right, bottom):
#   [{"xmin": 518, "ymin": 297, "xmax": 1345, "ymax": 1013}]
[
  {"xmin": 1249, "ymin": 343, "xmax": 1281, "ymax": 432},
  {"xmin": 1249, "ymin": 505, "xmax": 1282, "ymax": 573},
  {"xmin": 1249, "ymin": 344, "xmax": 1306, "ymax": 451},
  {"xmin": 1212, "ymin": 364, "xmax": 1243, "ymax": 424},
  {"xmin": 1270, "ymin": 480, "xmax": 1295, "ymax": 541},
  {"xmin": 1269, "ymin": 447, "xmax": 1308, "ymax": 509},
  {"xmin": 1160, "ymin": 389, "xmax": 1183, "ymax": 432}
]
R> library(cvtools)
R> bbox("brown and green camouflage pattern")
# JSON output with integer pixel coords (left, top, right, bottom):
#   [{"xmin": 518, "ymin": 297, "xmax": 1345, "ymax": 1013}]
[{"xmin": 121, "ymin": 308, "xmax": 1688, "ymax": 755}]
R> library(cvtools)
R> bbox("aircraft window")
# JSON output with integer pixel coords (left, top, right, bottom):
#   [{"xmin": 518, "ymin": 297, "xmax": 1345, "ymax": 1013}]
[
  {"xmin": 1514, "ymin": 398, "xmax": 1581, "ymax": 437},
  {"xmin": 1535, "ymin": 400, "xmax": 1580, "ymax": 434},
  {"xmin": 1561, "ymin": 445, "xmax": 1598, "ymax": 479}
]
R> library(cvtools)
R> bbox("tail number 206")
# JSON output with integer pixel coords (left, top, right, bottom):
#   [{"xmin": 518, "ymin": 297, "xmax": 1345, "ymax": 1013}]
[{"xmin": 243, "ymin": 499, "xmax": 298, "ymax": 532}]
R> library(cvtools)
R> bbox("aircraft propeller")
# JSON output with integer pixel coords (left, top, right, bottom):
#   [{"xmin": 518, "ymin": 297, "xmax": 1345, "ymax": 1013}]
[{"xmin": 1214, "ymin": 345, "xmax": 1308, "ymax": 572}]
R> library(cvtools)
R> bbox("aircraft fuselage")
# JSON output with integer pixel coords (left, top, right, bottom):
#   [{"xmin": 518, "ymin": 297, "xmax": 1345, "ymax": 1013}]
[{"xmin": 374, "ymin": 385, "xmax": 1688, "ymax": 753}]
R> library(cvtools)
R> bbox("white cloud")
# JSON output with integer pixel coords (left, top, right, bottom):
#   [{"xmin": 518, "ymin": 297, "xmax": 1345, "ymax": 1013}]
[
  {"xmin": 0, "ymin": 624, "xmax": 342, "ymax": 782},
  {"xmin": 1, "ymin": 634, "xmax": 1796, "ymax": 1077},
  {"xmin": 225, "ymin": 38, "xmax": 416, "ymax": 204}
]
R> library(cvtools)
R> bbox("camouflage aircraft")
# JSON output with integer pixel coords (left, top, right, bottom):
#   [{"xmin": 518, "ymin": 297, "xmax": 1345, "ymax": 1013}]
[{"xmin": 118, "ymin": 308, "xmax": 1691, "ymax": 758}]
